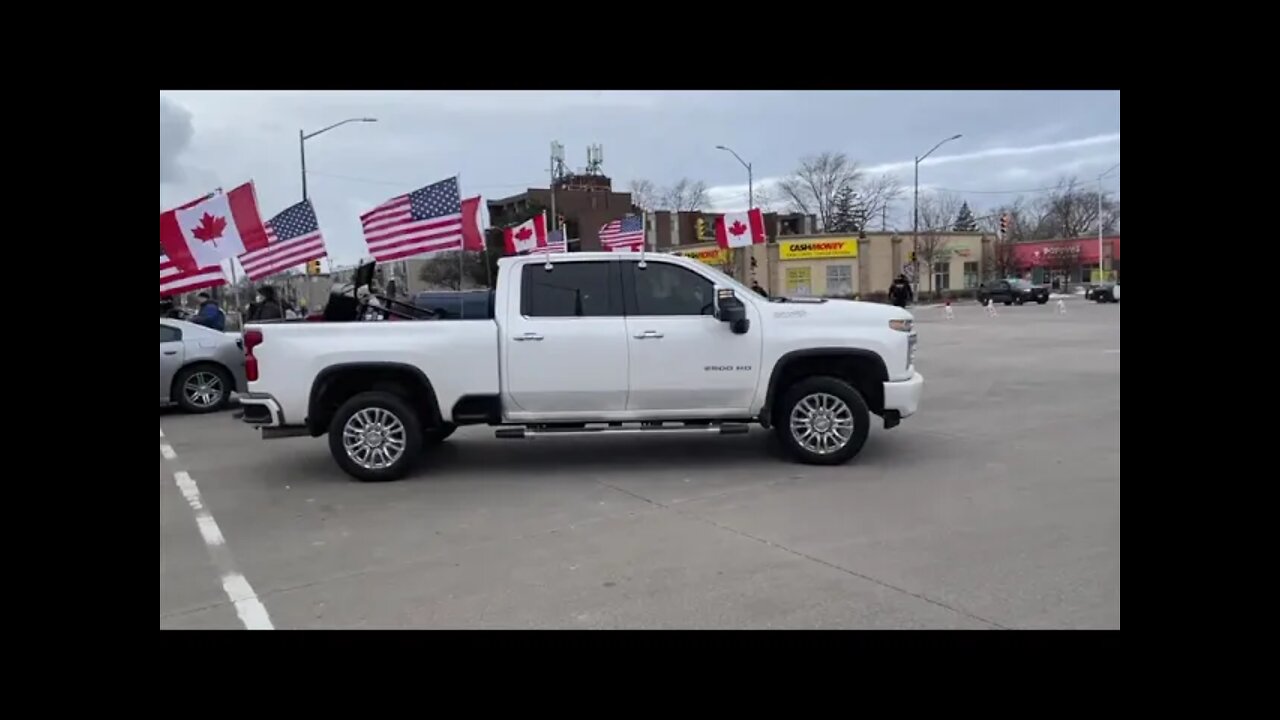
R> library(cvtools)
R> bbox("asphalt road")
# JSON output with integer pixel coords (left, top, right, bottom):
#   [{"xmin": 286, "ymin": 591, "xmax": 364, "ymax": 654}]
[{"xmin": 160, "ymin": 299, "xmax": 1120, "ymax": 629}]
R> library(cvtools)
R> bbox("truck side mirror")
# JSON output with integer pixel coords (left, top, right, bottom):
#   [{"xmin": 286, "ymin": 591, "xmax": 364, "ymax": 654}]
[{"xmin": 716, "ymin": 289, "xmax": 750, "ymax": 334}]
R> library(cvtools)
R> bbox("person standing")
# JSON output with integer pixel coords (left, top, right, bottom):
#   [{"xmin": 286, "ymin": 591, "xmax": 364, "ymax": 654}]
[
  {"xmin": 888, "ymin": 275, "xmax": 913, "ymax": 308},
  {"xmin": 191, "ymin": 292, "xmax": 226, "ymax": 331},
  {"xmin": 252, "ymin": 286, "xmax": 285, "ymax": 321}
]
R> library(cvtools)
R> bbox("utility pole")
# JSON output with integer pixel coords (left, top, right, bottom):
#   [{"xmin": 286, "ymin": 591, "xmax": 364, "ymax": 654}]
[
  {"xmin": 1098, "ymin": 163, "xmax": 1119, "ymax": 282},
  {"xmin": 912, "ymin": 134, "xmax": 962, "ymax": 297}
]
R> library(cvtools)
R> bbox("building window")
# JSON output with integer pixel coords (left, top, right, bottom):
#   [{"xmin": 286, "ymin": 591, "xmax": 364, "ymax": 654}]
[
  {"xmin": 785, "ymin": 267, "xmax": 812, "ymax": 296},
  {"xmin": 932, "ymin": 261, "xmax": 951, "ymax": 291},
  {"xmin": 963, "ymin": 261, "xmax": 980, "ymax": 289},
  {"xmin": 826, "ymin": 265, "xmax": 853, "ymax": 297}
]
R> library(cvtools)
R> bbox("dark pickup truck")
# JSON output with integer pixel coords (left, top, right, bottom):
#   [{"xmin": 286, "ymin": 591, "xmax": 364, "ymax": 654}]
[{"xmin": 977, "ymin": 279, "xmax": 1050, "ymax": 306}]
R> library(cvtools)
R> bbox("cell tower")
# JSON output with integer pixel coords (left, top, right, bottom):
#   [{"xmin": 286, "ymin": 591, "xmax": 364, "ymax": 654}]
[
  {"xmin": 586, "ymin": 144, "xmax": 604, "ymax": 175},
  {"xmin": 550, "ymin": 141, "xmax": 567, "ymax": 182}
]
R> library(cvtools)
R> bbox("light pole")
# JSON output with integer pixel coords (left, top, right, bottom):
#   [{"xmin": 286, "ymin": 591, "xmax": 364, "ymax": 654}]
[
  {"xmin": 1097, "ymin": 162, "xmax": 1120, "ymax": 282},
  {"xmin": 715, "ymin": 145, "xmax": 753, "ymax": 210},
  {"xmin": 299, "ymin": 117, "xmax": 378, "ymax": 200},
  {"xmin": 913, "ymin": 134, "xmax": 962, "ymax": 294},
  {"xmin": 715, "ymin": 145, "xmax": 754, "ymax": 283}
]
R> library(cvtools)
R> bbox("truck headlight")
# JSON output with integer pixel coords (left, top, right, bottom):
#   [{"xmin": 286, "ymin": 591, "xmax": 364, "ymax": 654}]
[{"xmin": 889, "ymin": 319, "xmax": 913, "ymax": 332}]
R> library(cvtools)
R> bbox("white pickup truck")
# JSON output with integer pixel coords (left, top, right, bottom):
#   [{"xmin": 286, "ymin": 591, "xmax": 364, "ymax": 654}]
[{"xmin": 240, "ymin": 252, "xmax": 923, "ymax": 482}]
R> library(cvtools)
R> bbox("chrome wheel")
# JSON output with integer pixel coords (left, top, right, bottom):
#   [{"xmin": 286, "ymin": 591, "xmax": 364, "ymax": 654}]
[
  {"xmin": 342, "ymin": 407, "xmax": 407, "ymax": 470},
  {"xmin": 183, "ymin": 371, "xmax": 224, "ymax": 409},
  {"xmin": 789, "ymin": 392, "xmax": 855, "ymax": 455}
]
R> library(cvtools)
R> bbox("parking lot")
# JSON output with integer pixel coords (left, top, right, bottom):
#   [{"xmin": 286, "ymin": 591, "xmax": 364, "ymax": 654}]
[{"xmin": 160, "ymin": 300, "xmax": 1120, "ymax": 629}]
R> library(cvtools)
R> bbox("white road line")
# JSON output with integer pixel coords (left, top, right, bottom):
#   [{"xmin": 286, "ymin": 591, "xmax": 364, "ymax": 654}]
[{"xmin": 163, "ymin": 434, "xmax": 275, "ymax": 631}]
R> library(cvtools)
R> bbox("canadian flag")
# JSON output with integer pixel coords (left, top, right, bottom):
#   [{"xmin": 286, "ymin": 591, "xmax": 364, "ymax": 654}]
[
  {"xmin": 503, "ymin": 213, "xmax": 548, "ymax": 254},
  {"xmin": 160, "ymin": 183, "xmax": 270, "ymax": 271},
  {"xmin": 715, "ymin": 208, "xmax": 766, "ymax": 249},
  {"xmin": 461, "ymin": 196, "xmax": 485, "ymax": 251}
]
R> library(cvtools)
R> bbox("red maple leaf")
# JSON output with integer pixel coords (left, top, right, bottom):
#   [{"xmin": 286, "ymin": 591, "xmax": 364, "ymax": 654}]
[
  {"xmin": 190, "ymin": 212, "xmax": 228, "ymax": 248},
  {"xmin": 729, "ymin": 220, "xmax": 748, "ymax": 237},
  {"xmin": 515, "ymin": 227, "xmax": 533, "ymax": 241}
]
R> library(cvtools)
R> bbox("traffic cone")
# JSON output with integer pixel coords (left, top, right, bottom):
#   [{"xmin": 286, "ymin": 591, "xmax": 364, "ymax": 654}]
[
  {"xmin": 944, "ymin": 299, "xmax": 954, "ymax": 320},
  {"xmin": 1056, "ymin": 299, "xmax": 1067, "ymax": 315}
]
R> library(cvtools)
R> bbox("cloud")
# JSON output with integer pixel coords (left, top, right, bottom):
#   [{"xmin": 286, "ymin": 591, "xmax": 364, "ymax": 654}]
[
  {"xmin": 704, "ymin": 132, "xmax": 1122, "ymax": 213},
  {"xmin": 159, "ymin": 96, "xmax": 194, "ymax": 184}
]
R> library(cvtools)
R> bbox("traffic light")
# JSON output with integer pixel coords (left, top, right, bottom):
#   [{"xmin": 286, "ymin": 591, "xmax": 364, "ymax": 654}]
[
  {"xmin": 306, "ymin": 259, "xmax": 322, "ymax": 275},
  {"xmin": 998, "ymin": 213, "xmax": 1009, "ymax": 239},
  {"xmin": 696, "ymin": 217, "xmax": 707, "ymax": 239},
  {"xmin": 909, "ymin": 251, "xmax": 917, "ymax": 263}
]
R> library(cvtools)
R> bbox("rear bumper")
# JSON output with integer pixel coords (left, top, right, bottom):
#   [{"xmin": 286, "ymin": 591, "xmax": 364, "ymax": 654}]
[
  {"xmin": 239, "ymin": 392, "xmax": 285, "ymax": 427},
  {"xmin": 883, "ymin": 371, "xmax": 924, "ymax": 419}
]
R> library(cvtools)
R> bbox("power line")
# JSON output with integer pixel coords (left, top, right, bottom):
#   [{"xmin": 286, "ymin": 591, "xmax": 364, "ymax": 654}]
[
  {"xmin": 930, "ymin": 181, "xmax": 1120, "ymax": 196},
  {"xmin": 303, "ymin": 169, "xmax": 543, "ymax": 191}
]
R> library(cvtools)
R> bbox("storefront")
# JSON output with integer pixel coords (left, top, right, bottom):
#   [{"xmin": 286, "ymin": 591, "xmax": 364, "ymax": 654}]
[
  {"xmin": 774, "ymin": 237, "xmax": 859, "ymax": 297},
  {"xmin": 1013, "ymin": 235, "xmax": 1121, "ymax": 285}
]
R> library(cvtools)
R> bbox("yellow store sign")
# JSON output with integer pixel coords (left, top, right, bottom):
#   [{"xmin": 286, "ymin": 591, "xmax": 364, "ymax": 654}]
[
  {"xmin": 779, "ymin": 238, "xmax": 858, "ymax": 260},
  {"xmin": 674, "ymin": 247, "xmax": 730, "ymax": 265}
]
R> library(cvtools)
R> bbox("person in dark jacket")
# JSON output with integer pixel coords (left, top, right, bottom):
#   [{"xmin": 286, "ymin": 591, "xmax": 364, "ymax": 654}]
[
  {"xmin": 252, "ymin": 286, "xmax": 285, "ymax": 321},
  {"xmin": 191, "ymin": 292, "xmax": 226, "ymax": 331},
  {"xmin": 888, "ymin": 275, "xmax": 913, "ymax": 308}
]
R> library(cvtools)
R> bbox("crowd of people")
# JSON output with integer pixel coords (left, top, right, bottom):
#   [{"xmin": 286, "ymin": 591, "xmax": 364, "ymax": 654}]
[{"xmin": 160, "ymin": 285, "xmax": 310, "ymax": 331}]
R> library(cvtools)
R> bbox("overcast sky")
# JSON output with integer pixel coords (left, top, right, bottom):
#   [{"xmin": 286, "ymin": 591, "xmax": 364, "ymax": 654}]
[{"xmin": 160, "ymin": 90, "xmax": 1120, "ymax": 268}]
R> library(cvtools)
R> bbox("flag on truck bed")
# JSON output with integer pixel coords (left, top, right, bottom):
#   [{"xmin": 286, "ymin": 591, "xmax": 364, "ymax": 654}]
[
  {"xmin": 239, "ymin": 199, "xmax": 328, "ymax": 281},
  {"xmin": 160, "ymin": 255, "xmax": 226, "ymax": 296},
  {"xmin": 361, "ymin": 177, "xmax": 464, "ymax": 262},
  {"xmin": 160, "ymin": 183, "xmax": 270, "ymax": 271},
  {"xmin": 599, "ymin": 215, "xmax": 644, "ymax": 251}
]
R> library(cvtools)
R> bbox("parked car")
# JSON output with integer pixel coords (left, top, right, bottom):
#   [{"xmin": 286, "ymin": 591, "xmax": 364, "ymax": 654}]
[
  {"xmin": 977, "ymin": 279, "xmax": 1050, "ymax": 306},
  {"xmin": 160, "ymin": 319, "xmax": 247, "ymax": 413},
  {"xmin": 240, "ymin": 252, "xmax": 924, "ymax": 482},
  {"xmin": 1089, "ymin": 282, "xmax": 1120, "ymax": 303}
]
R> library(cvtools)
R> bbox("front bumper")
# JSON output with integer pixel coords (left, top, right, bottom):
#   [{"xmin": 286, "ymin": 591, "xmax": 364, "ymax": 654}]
[
  {"xmin": 883, "ymin": 371, "xmax": 924, "ymax": 418},
  {"xmin": 239, "ymin": 392, "xmax": 285, "ymax": 427}
]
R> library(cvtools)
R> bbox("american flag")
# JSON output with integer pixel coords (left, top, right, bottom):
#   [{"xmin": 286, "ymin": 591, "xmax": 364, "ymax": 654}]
[
  {"xmin": 545, "ymin": 228, "xmax": 568, "ymax": 253},
  {"xmin": 361, "ymin": 177, "xmax": 464, "ymax": 262},
  {"xmin": 160, "ymin": 255, "xmax": 226, "ymax": 296},
  {"xmin": 239, "ymin": 199, "xmax": 328, "ymax": 281},
  {"xmin": 599, "ymin": 215, "xmax": 645, "ymax": 250}
]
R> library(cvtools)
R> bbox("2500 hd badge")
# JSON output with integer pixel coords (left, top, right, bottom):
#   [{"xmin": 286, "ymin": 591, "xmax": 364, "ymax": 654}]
[{"xmin": 705, "ymin": 365, "xmax": 753, "ymax": 372}]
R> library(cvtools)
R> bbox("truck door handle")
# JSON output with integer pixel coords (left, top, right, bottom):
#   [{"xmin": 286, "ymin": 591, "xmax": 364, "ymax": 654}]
[
  {"xmin": 163, "ymin": 350, "xmax": 178, "ymax": 355},
  {"xmin": 513, "ymin": 332, "xmax": 544, "ymax": 341},
  {"xmin": 633, "ymin": 330, "xmax": 664, "ymax": 339}
]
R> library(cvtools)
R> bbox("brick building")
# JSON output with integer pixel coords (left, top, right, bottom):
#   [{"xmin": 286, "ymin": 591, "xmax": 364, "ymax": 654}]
[{"xmin": 487, "ymin": 173, "xmax": 637, "ymax": 251}]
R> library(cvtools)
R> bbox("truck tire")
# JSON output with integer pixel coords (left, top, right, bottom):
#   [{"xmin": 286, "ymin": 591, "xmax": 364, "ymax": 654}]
[
  {"xmin": 775, "ymin": 376, "xmax": 871, "ymax": 466},
  {"xmin": 423, "ymin": 422, "xmax": 457, "ymax": 445},
  {"xmin": 328, "ymin": 391, "xmax": 424, "ymax": 482}
]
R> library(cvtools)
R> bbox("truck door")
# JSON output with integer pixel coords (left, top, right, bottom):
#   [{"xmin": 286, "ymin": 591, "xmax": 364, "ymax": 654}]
[
  {"xmin": 503, "ymin": 260, "xmax": 629, "ymax": 415},
  {"xmin": 621, "ymin": 259, "xmax": 762, "ymax": 414}
]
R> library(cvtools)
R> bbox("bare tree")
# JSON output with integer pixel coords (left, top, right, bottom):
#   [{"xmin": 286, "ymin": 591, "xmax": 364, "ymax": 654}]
[
  {"xmin": 661, "ymin": 178, "xmax": 710, "ymax": 212},
  {"xmin": 752, "ymin": 183, "xmax": 779, "ymax": 212},
  {"xmin": 776, "ymin": 151, "xmax": 862, "ymax": 230},
  {"xmin": 628, "ymin": 179, "xmax": 660, "ymax": 211},
  {"xmin": 915, "ymin": 192, "xmax": 964, "ymax": 296},
  {"xmin": 983, "ymin": 180, "xmax": 1120, "ymax": 242},
  {"xmin": 987, "ymin": 235, "xmax": 1019, "ymax": 280},
  {"xmin": 855, "ymin": 173, "xmax": 904, "ymax": 232}
]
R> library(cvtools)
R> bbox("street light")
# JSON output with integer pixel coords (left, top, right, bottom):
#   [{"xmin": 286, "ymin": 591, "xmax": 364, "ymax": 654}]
[
  {"xmin": 1097, "ymin": 162, "xmax": 1120, "ymax": 282},
  {"xmin": 299, "ymin": 117, "xmax": 378, "ymax": 200},
  {"xmin": 715, "ymin": 145, "xmax": 754, "ymax": 283},
  {"xmin": 913, "ymin": 134, "xmax": 962, "ymax": 291},
  {"xmin": 715, "ymin": 145, "xmax": 753, "ymax": 210}
]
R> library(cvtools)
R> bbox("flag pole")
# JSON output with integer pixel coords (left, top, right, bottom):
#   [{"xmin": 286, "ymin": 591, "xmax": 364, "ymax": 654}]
[{"xmin": 638, "ymin": 213, "xmax": 647, "ymax": 268}]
